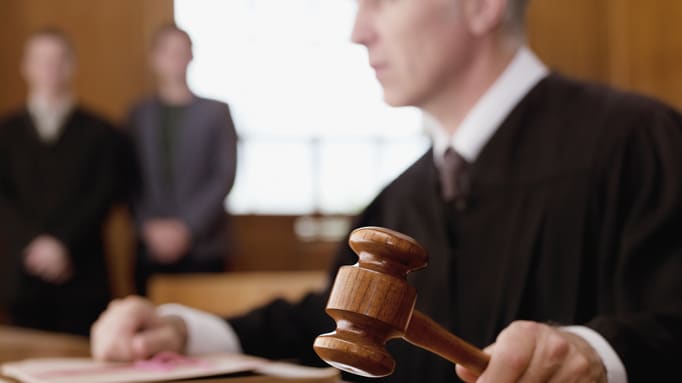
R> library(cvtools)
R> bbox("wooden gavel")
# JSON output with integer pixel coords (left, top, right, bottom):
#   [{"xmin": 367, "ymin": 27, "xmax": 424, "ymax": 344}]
[{"xmin": 313, "ymin": 226, "xmax": 490, "ymax": 378}]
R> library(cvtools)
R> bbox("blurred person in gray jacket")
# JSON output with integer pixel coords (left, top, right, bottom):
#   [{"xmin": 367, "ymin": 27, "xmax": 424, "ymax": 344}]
[{"xmin": 128, "ymin": 24, "xmax": 238, "ymax": 295}]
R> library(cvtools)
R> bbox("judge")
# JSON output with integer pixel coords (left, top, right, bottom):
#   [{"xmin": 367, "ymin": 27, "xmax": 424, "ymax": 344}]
[
  {"xmin": 91, "ymin": 0, "xmax": 682, "ymax": 382},
  {"xmin": 0, "ymin": 28, "xmax": 123, "ymax": 336}
]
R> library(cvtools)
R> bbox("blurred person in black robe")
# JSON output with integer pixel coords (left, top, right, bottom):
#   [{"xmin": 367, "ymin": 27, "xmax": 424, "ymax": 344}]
[{"xmin": 0, "ymin": 28, "xmax": 124, "ymax": 336}]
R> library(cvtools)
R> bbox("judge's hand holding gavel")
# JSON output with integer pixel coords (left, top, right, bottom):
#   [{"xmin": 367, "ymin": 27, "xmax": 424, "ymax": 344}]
[
  {"xmin": 454, "ymin": 321, "xmax": 607, "ymax": 383},
  {"xmin": 314, "ymin": 227, "xmax": 607, "ymax": 383}
]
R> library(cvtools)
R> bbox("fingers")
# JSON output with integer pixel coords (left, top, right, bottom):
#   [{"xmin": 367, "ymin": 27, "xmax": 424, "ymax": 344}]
[
  {"xmin": 130, "ymin": 321, "xmax": 185, "ymax": 360},
  {"xmin": 23, "ymin": 237, "xmax": 72, "ymax": 284},
  {"xmin": 45, "ymin": 266, "xmax": 72, "ymax": 285},
  {"xmin": 548, "ymin": 331, "xmax": 607, "ymax": 382},
  {"xmin": 456, "ymin": 344, "xmax": 493, "ymax": 383},
  {"xmin": 90, "ymin": 296, "xmax": 188, "ymax": 362},
  {"xmin": 144, "ymin": 220, "xmax": 189, "ymax": 264},
  {"xmin": 91, "ymin": 296, "xmax": 158, "ymax": 361},
  {"xmin": 456, "ymin": 363, "xmax": 480, "ymax": 383},
  {"xmin": 514, "ymin": 323, "xmax": 570, "ymax": 382},
  {"xmin": 469, "ymin": 321, "xmax": 607, "ymax": 383},
  {"xmin": 31, "ymin": 256, "xmax": 71, "ymax": 284},
  {"xmin": 23, "ymin": 252, "xmax": 43, "ymax": 277},
  {"xmin": 24, "ymin": 251, "xmax": 57, "ymax": 282},
  {"xmin": 477, "ymin": 321, "xmax": 537, "ymax": 383}
]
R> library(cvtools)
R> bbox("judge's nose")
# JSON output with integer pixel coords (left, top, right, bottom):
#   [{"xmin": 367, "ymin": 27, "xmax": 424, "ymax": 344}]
[{"xmin": 350, "ymin": 2, "xmax": 377, "ymax": 48}]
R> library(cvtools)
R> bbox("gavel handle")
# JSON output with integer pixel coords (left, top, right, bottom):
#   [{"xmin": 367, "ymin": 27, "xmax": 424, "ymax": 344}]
[{"xmin": 403, "ymin": 310, "xmax": 490, "ymax": 377}]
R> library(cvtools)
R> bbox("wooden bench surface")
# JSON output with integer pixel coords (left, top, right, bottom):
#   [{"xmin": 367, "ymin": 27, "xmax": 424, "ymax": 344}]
[{"xmin": 148, "ymin": 271, "xmax": 329, "ymax": 318}]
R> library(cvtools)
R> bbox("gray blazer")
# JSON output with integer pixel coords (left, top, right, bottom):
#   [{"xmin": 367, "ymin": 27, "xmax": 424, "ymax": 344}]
[{"xmin": 129, "ymin": 95, "xmax": 237, "ymax": 261}]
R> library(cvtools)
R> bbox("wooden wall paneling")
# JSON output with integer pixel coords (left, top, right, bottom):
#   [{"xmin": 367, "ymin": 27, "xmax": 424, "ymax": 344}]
[
  {"xmin": 527, "ymin": 0, "xmax": 610, "ymax": 83},
  {"xmin": 104, "ymin": 206, "xmax": 136, "ymax": 298},
  {"xmin": 604, "ymin": 0, "xmax": 632, "ymax": 90},
  {"xmin": 0, "ymin": 0, "xmax": 28, "ymax": 116},
  {"xmin": 0, "ymin": 0, "xmax": 174, "ymax": 122},
  {"xmin": 606, "ymin": 0, "xmax": 682, "ymax": 110},
  {"xmin": 230, "ymin": 215, "xmax": 340, "ymax": 272},
  {"xmin": 527, "ymin": 0, "xmax": 682, "ymax": 110}
]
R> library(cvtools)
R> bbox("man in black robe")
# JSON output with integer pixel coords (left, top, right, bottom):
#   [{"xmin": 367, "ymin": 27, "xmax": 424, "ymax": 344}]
[
  {"xmin": 90, "ymin": 0, "xmax": 682, "ymax": 382},
  {"xmin": 0, "ymin": 29, "xmax": 123, "ymax": 336}
]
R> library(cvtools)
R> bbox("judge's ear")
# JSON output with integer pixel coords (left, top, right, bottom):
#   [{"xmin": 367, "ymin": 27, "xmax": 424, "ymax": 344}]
[{"xmin": 462, "ymin": 0, "xmax": 508, "ymax": 36}]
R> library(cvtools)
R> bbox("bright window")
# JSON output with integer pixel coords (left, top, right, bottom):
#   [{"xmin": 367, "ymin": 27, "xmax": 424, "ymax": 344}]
[{"xmin": 175, "ymin": 0, "xmax": 429, "ymax": 214}]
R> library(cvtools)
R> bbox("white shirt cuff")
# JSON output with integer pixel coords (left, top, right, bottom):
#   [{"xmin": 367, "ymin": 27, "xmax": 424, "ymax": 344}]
[
  {"xmin": 156, "ymin": 303, "xmax": 243, "ymax": 355},
  {"xmin": 562, "ymin": 325, "xmax": 627, "ymax": 383}
]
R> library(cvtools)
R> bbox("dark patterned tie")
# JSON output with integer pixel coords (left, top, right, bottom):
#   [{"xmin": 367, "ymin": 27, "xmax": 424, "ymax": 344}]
[{"xmin": 439, "ymin": 147, "xmax": 469, "ymax": 203}]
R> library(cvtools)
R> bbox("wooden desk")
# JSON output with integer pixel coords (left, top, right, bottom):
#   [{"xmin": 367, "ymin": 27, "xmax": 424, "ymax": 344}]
[
  {"xmin": 0, "ymin": 325, "xmax": 89, "ymax": 364},
  {"xmin": 0, "ymin": 326, "xmax": 89, "ymax": 383},
  {"xmin": 0, "ymin": 326, "xmax": 340, "ymax": 383}
]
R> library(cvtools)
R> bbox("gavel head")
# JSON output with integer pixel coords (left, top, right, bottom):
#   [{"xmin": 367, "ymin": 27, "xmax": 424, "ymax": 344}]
[{"xmin": 313, "ymin": 226, "xmax": 428, "ymax": 377}]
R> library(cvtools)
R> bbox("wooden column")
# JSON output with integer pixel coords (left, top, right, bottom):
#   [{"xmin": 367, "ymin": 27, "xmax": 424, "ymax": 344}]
[
  {"xmin": 0, "ymin": 0, "xmax": 174, "ymax": 122},
  {"xmin": 527, "ymin": 0, "xmax": 682, "ymax": 109}
]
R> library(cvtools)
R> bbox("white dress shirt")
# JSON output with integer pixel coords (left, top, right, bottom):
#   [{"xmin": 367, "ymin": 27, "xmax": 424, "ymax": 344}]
[{"xmin": 160, "ymin": 46, "xmax": 627, "ymax": 383}]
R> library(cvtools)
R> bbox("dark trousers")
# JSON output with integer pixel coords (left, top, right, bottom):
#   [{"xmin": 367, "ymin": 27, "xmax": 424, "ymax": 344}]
[
  {"xmin": 9, "ymin": 275, "xmax": 110, "ymax": 337},
  {"xmin": 134, "ymin": 243, "xmax": 225, "ymax": 296}
]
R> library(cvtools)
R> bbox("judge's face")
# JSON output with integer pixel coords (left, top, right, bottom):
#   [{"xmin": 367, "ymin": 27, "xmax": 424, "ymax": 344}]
[
  {"xmin": 151, "ymin": 31, "xmax": 193, "ymax": 82},
  {"xmin": 351, "ymin": 0, "xmax": 475, "ymax": 108},
  {"xmin": 21, "ymin": 36, "xmax": 74, "ymax": 94}
]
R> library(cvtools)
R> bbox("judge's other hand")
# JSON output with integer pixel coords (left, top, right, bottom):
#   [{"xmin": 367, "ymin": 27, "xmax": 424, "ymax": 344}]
[
  {"xmin": 91, "ymin": 296, "xmax": 187, "ymax": 362},
  {"xmin": 456, "ymin": 321, "xmax": 606, "ymax": 383},
  {"xmin": 143, "ymin": 219, "xmax": 191, "ymax": 264},
  {"xmin": 23, "ymin": 235, "xmax": 72, "ymax": 284}
]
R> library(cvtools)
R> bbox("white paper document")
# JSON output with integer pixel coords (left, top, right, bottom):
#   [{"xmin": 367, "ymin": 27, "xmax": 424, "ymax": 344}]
[{"xmin": 1, "ymin": 352, "xmax": 339, "ymax": 383}]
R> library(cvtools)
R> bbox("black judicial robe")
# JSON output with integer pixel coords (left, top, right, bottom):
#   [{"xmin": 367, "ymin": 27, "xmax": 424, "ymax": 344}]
[
  {"xmin": 0, "ymin": 107, "xmax": 124, "ymax": 336},
  {"xmin": 229, "ymin": 73, "xmax": 682, "ymax": 382}
]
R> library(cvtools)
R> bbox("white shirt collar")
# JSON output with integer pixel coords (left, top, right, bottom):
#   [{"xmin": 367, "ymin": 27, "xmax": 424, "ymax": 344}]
[
  {"xmin": 430, "ymin": 46, "xmax": 549, "ymax": 165},
  {"xmin": 27, "ymin": 94, "xmax": 75, "ymax": 143}
]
